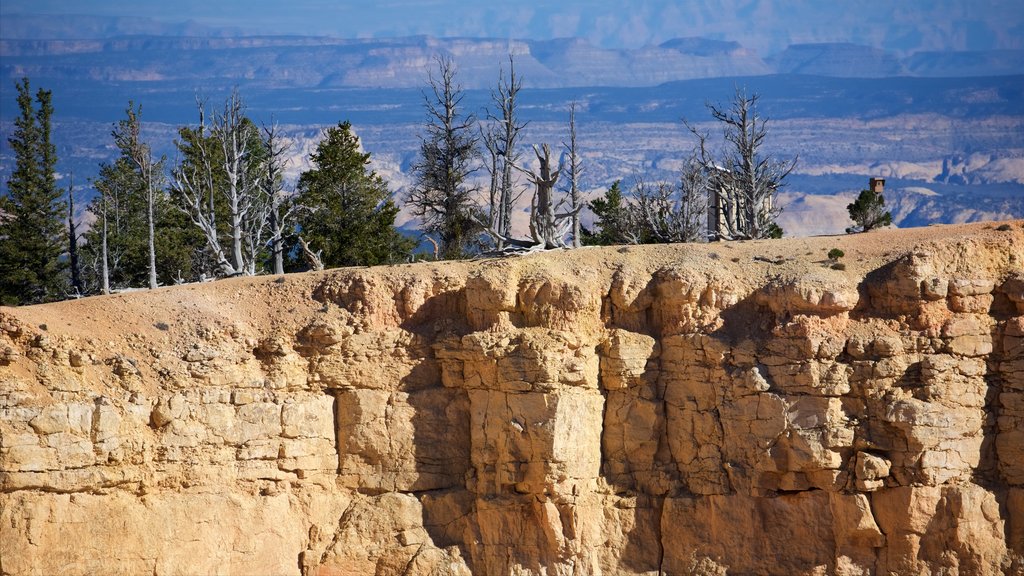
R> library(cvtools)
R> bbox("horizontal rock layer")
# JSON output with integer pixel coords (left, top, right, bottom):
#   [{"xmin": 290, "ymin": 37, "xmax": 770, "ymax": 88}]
[{"xmin": 1, "ymin": 221, "xmax": 1023, "ymax": 575}]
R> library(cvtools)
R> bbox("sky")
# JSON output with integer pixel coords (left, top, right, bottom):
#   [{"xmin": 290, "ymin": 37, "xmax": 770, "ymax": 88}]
[{"xmin": 2, "ymin": 0, "xmax": 1024, "ymax": 54}]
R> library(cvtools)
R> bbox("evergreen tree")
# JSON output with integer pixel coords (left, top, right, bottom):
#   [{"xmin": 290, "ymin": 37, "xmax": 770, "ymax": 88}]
[
  {"xmin": 582, "ymin": 181, "xmax": 635, "ymax": 245},
  {"xmin": 113, "ymin": 102, "xmax": 163, "ymax": 288},
  {"xmin": 846, "ymin": 187, "xmax": 892, "ymax": 233},
  {"xmin": 294, "ymin": 121, "xmax": 413, "ymax": 268},
  {"xmin": 82, "ymin": 158, "xmax": 147, "ymax": 289},
  {"xmin": 82, "ymin": 156, "xmax": 201, "ymax": 291},
  {"xmin": 0, "ymin": 78, "xmax": 66, "ymax": 305}
]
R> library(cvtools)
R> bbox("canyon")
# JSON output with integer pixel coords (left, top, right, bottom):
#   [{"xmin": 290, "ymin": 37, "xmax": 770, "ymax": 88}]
[{"xmin": 1, "ymin": 221, "xmax": 1023, "ymax": 575}]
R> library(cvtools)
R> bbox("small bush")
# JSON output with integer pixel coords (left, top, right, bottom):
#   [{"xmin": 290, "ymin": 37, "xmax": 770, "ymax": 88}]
[
  {"xmin": 827, "ymin": 248, "xmax": 845, "ymax": 261},
  {"xmin": 154, "ymin": 322, "xmax": 170, "ymax": 331},
  {"xmin": 997, "ymin": 223, "xmax": 1012, "ymax": 231}
]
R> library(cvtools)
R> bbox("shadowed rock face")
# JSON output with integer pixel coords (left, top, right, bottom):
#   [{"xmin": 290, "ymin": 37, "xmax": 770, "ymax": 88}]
[{"xmin": 1, "ymin": 222, "xmax": 1023, "ymax": 575}]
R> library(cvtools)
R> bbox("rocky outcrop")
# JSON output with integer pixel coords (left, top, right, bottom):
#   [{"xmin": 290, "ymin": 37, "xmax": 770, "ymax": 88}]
[{"xmin": 1, "ymin": 222, "xmax": 1023, "ymax": 575}]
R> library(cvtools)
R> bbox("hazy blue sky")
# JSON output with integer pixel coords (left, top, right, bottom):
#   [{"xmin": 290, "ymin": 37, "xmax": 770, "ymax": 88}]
[{"xmin": 3, "ymin": 0, "xmax": 1023, "ymax": 53}]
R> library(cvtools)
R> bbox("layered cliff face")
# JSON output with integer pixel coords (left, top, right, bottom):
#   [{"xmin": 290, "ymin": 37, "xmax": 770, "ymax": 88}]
[{"xmin": 1, "ymin": 222, "xmax": 1023, "ymax": 576}]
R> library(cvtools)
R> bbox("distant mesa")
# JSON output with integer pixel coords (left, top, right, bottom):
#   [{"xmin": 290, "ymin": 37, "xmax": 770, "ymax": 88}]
[
  {"xmin": 768, "ymin": 43, "xmax": 908, "ymax": 77},
  {"xmin": 904, "ymin": 49, "xmax": 1024, "ymax": 77},
  {"xmin": 659, "ymin": 37, "xmax": 744, "ymax": 56}
]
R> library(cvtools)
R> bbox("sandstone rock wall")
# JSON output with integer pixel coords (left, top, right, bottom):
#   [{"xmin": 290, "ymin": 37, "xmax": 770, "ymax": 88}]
[{"xmin": 1, "ymin": 222, "xmax": 1023, "ymax": 575}]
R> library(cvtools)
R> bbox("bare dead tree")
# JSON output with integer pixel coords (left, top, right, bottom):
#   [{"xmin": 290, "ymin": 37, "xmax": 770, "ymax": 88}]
[
  {"xmin": 481, "ymin": 122, "xmax": 501, "ymax": 234},
  {"xmin": 217, "ymin": 90, "xmax": 271, "ymax": 275},
  {"xmin": 113, "ymin": 102, "xmax": 163, "ymax": 289},
  {"xmin": 423, "ymin": 236, "xmax": 440, "ymax": 261},
  {"xmin": 261, "ymin": 119, "xmax": 293, "ymax": 275},
  {"xmin": 631, "ymin": 155, "xmax": 708, "ymax": 243},
  {"xmin": 99, "ymin": 181, "xmax": 110, "ymax": 294},
  {"xmin": 561, "ymin": 101, "xmax": 583, "ymax": 247},
  {"xmin": 487, "ymin": 54, "xmax": 527, "ymax": 249},
  {"xmin": 174, "ymin": 98, "xmax": 234, "ymax": 275},
  {"xmin": 174, "ymin": 89, "xmax": 270, "ymax": 276},
  {"xmin": 526, "ymin": 144, "xmax": 571, "ymax": 248},
  {"xmin": 483, "ymin": 144, "xmax": 579, "ymax": 250},
  {"xmin": 297, "ymin": 236, "xmax": 324, "ymax": 271},
  {"xmin": 687, "ymin": 87, "xmax": 796, "ymax": 240},
  {"xmin": 407, "ymin": 56, "xmax": 482, "ymax": 259},
  {"xmin": 67, "ymin": 172, "xmax": 82, "ymax": 296}
]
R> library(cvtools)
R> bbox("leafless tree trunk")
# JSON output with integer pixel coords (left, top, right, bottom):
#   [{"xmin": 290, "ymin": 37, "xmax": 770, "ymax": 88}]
[
  {"xmin": 407, "ymin": 56, "xmax": 481, "ymax": 260},
  {"xmin": 174, "ymin": 89, "xmax": 270, "ymax": 276},
  {"xmin": 527, "ymin": 144, "xmax": 564, "ymax": 248},
  {"xmin": 488, "ymin": 55, "xmax": 526, "ymax": 248},
  {"xmin": 481, "ymin": 123, "xmax": 501, "ymax": 235},
  {"xmin": 100, "ymin": 185, "xmax": 110, "ymax": 294},
  {"xmin": 262, "ymin": 120, "xmax": 292, "ymax": 275},
  {"xmin": 687, "ymin": 88, "xmax": 796, "ymax": 240},
  {"xmin": 219, "ymin": 91, "xmax": 248, "ymax": 273},
  {"xmin": 423, "ymin": 236, "xmax": 440, "ymax": 261},
  {"xmin": 562, "ymin": 102, "xmax": 583, "ymax": 248},
  {"xmin": 297, "ymin": 236, "xmax": 323, "ymax": 271},
  {"xmin": 67, "ymin": 173, "xmax": 82, "ymax": 295},
  {"xmin": 483, "ymin": 144, "xmax": 579, "ymax": 250}
]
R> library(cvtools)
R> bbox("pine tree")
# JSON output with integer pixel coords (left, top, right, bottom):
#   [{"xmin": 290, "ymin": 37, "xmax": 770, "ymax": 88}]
[
  {"xmin": 846, "ymin": 188, "xmax": 892, "ymax": 233},
  {"xmin": 582, "ymin": 181, "xmax": 634, "ymax": 246},
  {"xmin": 0, "ymin": 78, "xmax": 66, "ymax": 305},
  {"xmin": 113, "ymin": 102, "xmax": 164, "ymax": 288},
  {"xmin": 294, "ymin": 121, "xmax": 413, "ymax": 268},
  {"xmin": 82, "ymin": 158, "xmax": 147, "ymax": 290}
]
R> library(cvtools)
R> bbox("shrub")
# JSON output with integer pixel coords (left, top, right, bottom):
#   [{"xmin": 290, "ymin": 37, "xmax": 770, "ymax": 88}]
[{"xmin": 827, "ymin": 248, "xmax": 845, "ymax": 261}]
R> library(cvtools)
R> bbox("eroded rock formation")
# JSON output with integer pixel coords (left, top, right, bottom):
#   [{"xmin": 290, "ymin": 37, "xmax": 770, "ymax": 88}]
[{"xmin": 1, "ymin": 222, "xmax": 1023, "ymax": 575}]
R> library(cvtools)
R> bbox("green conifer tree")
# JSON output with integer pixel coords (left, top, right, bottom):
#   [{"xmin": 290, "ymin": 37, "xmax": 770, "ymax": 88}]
[
  {"xmin": 294, "ymin": 121, "xmax": 414, "ymax": 268},
  {"xmin": 0, "ymin": 78, "xmax": 66, "ymax": 305},
  {"xmin": 582, "ymin": 181, "xmax": 635, "ymax": 245},
  {"xmin": 846, "ymin": 188, "xmax": 892, "ymax": 233}
]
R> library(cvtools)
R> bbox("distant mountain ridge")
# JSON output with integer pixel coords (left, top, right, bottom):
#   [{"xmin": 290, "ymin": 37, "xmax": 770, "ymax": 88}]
[
  {"xmin": 0, "ymin": 14, "xmax": 249, "ymax": 39},
  {"xmin": 2, "ymin": 33, "xmax": 1022, "ymax": 90},
  {"xmin": 5, "ymin": 3, "xmax": 1023, "ymax": 54}
]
